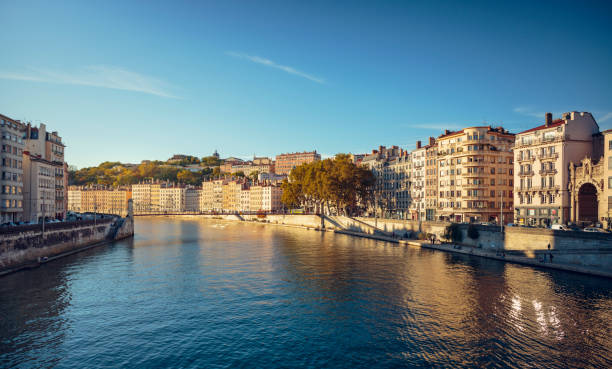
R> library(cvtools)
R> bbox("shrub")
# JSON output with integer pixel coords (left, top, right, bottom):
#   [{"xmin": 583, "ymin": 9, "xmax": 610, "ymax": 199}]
[
  {"xmin": 467, "ymin": 224, "xmax": 479, "ymax": 240},
  {"xmin": 444, "ymin": 223, "xmax": 463, "ymax": 243}
]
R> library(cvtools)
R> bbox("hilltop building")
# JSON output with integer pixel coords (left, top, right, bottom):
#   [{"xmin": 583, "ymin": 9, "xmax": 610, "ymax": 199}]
[{"xmin": 275, "ymin": 151, "xmax": 321, "ymax": 175}]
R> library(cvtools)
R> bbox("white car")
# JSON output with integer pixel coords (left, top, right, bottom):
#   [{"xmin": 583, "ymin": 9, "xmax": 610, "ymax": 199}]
[
  {"xmin": 583, "ymin": 227, "xmax": 606, "ymax": 233},
  {"xmin": 551, "ymin": 224, "xmax": 569, "ymax": 231}
]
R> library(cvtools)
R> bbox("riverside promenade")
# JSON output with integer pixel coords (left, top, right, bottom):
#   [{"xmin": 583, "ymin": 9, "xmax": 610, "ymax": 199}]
[
  {"xmin": 155, "ymin": 213, "xmax": 612, "ymax": 278},
  {"xmin": 0, "ymin": 207, "xmax": 134, "ymax": 276}
]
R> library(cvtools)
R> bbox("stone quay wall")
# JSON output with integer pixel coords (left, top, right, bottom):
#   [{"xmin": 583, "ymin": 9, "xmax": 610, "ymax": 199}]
[{"xmin": 0, "ymin": 216, "xmax": 134, "ymax": 274}]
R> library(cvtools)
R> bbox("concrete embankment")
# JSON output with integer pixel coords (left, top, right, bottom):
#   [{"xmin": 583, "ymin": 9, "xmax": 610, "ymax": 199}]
[
  {"xmin": 159, "ymin": 213, "xmax": 612, "ymax": 278},
  {"xmin": 0, "ymin": 215, "xmax": 134, "ymax": 276}
]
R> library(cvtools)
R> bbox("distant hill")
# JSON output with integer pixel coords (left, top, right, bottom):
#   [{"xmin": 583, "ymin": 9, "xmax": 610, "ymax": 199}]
[{"xmin": 68, "ymin": 155, "xmax": 223, "ymax": 187}]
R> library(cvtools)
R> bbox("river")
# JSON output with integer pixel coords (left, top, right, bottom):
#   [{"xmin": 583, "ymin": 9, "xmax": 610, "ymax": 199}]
[{"xmin": 1, "ymin": 217, "xmax": 611, "ymax": 368}]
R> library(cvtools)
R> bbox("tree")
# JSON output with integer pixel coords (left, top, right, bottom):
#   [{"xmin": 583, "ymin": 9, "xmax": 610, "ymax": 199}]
[
  {"xmin": 201, "ymin": 156, "xmax": 222, "ymax": 167},
  {"xmin": 279, "ymin": 154, "xmax": 375, "ymax": 216}
]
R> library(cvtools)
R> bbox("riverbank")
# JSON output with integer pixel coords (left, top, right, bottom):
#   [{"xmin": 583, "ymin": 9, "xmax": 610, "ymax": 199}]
[
  {"xmin": 156, "ymin": 214, "xmax": 612, "ymax": 278},
  {"xmin": 0, "ymin": 215, "xmax": 134, "ymax": 277}
]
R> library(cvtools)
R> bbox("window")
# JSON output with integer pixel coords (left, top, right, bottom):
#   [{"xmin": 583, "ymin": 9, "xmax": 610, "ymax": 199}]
[{"xmin": 608, "ymin": 177, "xmax": 612, "ymax": 189}]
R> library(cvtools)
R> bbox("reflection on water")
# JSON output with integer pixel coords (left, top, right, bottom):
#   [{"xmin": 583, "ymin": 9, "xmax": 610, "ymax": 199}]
[{"xmin": 1, "ymin": 217, "xmax": 610, "ymax": 368}]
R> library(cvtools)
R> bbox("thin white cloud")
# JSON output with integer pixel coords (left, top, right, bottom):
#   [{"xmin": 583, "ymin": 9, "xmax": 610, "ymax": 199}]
[
  {"xmin": 0, "ymin": 65, "xmax": 179, "ymax": 98},
  {"xmin": 405, "ymin": 123, "xmax": 465, "ymax": 131},
  {"xmin": 513, "ymin": 106, "xmax": 545, "ymax": 118},
  {"xmin": 599, "ymin": 112, "xmax": 612, "ymax": 122},
  {"xmin": 226, "ymin": 51, "xmax": 326, "ymax": 84}
]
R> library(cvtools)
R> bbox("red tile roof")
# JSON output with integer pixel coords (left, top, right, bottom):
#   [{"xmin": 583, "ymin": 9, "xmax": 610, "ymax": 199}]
[{"xmin": 518, "ymin": 119, "xmax": 564, "ymax": 135}]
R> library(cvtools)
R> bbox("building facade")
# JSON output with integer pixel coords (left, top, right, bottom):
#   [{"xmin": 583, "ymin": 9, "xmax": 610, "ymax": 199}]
[
  {"xmin": 514, "ymin": 112, "xmax": 599, "ymax": 226},
  {"xmin": 0, "ymin": 114, "xmax": 25, "ymax": 223},
  {"xmin": 437, "ymin": 126, "xmax": 515, "ymax": 223},
  {"xmin": 409, "ymin": 143, "xmax": 426, "ymax": 220},
  {"xmin": 23, "ymin": 123, "xmax": 67, "ymax": 222},
  {"xmin": 275, "ymin": 151, "xmax": 321, "ymax": 175},
  {"xmin": 424, "ymin": 138, "xmax": 438, "ymax": 220}
]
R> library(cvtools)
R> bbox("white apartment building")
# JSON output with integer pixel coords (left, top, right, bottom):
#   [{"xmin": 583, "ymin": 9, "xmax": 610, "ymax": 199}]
[
  {"xmin": 261, "ymin": 186, "xmax": 282, "ymax": 213},
  {"xmin": 159, "ymin": 187, "xmax": 186, "ymax": 213},
  {"xmin": 132, "ymin": 183, "xmax": 152, "ymax": 214},
  {"xmin": 239, "ymin": 188, "xmax": 251, "ymax": 212},
  {"xmin": 387, "ymin": 154, "xmax": 411, "ymax": 219},
  {"xmin": 67, "ymin": 186, "xmax": 82, "ymax": 212},
  {"xmin": 514, "ymin": 112, "xmax": 600, "ymax": 226}
]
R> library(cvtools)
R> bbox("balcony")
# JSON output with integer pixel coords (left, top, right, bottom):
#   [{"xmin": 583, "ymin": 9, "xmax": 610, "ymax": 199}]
[
  {"xmin": 463, "ymin": 183, "xmax": 488, "ymax": 189},
  {"xmin": 538, "ymin": 152, "xmax": 559, "ymax": 160},
  {"xmin": 517, "ymin": 156, "xmax": 535, "ymax": 163},
  {"xmin": 539, "ymin": 168, "xmax": 557, "ymax": 175},
  {"xmin": 518, "ymin": 170, "xmax": 534, "ymax": 177}
]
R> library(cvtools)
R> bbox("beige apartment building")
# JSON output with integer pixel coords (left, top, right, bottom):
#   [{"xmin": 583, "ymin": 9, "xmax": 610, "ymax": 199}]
[
  {"xmin": 201, "ymin": 179, "xmax": 225, "ymax": 212},
  {"xmin": 222, "ymin": 180, "xmax": 246, "ymax": 212},
  {"xmin": 275, "ymin": 151, "xmax": 321, "ymax": 175},
  {"xmin": 23, "ymin": 123, "xmax": 67, "ymax": 221},
  {"xmin": 249, "ymin": 185, "xmax": 263, "ymax": 212},
  {"xmin": 132, "ymin": 181, "xmax": 171, "ymax": 214},
  {"xmin": 68, "ymin": 186, "xmax": 131, "ymax": 216},
  {"xmin": 159, "ymin": 186, "xmax": 185, "ymax": 213},
  {"xmin": 437, "ymin": 126, "xmax": 515, "ymax": 223},
  {"xmin": 425, "ymin": 138, "xmax": 438, "ymax": 220},
  {"xmin": 1, "ymin": 114, "xmax": 25, "ymax": 223},
  {"xmin": 514, "ymin": 112, "xmax": 599, "ymax": 226}
]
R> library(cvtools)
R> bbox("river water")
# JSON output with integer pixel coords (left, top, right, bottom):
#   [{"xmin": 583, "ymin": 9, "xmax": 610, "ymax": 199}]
[{"xmin": 1, "ymin": 217, "xmax": 611, "ymax": 368}]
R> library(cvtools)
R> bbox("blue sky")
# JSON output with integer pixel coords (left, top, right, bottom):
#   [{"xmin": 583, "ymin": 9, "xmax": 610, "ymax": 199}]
[{"xmin": 1, "ymin": 0, "xmax": 612, "ymax": 168}]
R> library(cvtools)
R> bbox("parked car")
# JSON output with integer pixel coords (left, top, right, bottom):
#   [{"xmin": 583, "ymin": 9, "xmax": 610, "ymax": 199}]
[
  {"xmin": 551, "ymin": 224, "xmax": 569, "ymax": 231},
  {"xmin": 583, "ymin": 227, "xmax": 607, "ymax": 233}
]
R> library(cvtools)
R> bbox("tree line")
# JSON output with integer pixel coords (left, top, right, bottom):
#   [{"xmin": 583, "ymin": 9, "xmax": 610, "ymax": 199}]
[
  {"xmin": 281, "ymin": 154, "xmax": 375, "ymax": 216},
  {"xmin": 69, "ymin": 160, "xmax": 221, "ymax": 187}
]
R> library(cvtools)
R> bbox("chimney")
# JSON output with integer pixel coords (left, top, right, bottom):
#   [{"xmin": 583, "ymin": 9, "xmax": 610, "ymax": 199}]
[
  {"xmin": 429, "ymin": 137, "xmax": 435, "ymax": 146},
  {"xmin": 545, "ymin": 112, "xmax": 552, "ymax": 127},
  {"xmin": 416, "ymin": 140, "xmax": 422, "ymax": 149},
  {"xmin": 444, "ymin": 129, "xmax": 450, "ymax": 135}
]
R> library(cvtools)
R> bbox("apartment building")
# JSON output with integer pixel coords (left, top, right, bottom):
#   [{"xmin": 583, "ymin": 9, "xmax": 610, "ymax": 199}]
[
  {"xmin": 23, "ymin": 123, "xmax": 67, "ymax": 221},
  {"xmin": 0, "ymin": 114, "xmax": 25, "ymax": 223},
  {"xmin": 185, "ymin": 187, "xmax": 201, "ymax": 212},
  {"xmin": 261, "ymin": 185, "xmax": 282, "ymax": 213},
  {"xmin": 74, "ymin": 187, "xmax": 131, "ymax": 216},
  {"xmin": 222, "ymin": 180, "xmax": 246, "ymax": 212},
  {"xmin": 361, "ymin": 145, "xmax": 402, "ymax": 217},
  {"xmin": 67, "ymin": 185, "xmax": 82, "ymax": 212},
  {"xmin": 201, "ymin": 179, "xmax": 226, "ymax": 212},
  {"xmin": 159, "ymin": 186, "xmax": 186, "ymax": 213},
  {"xmin": 424, "ymin": 138, "xmax": 438, "ymax": 220},
  {"xmin": 249, "ymin": 185, "xmax": 263, "ymax": 212},
  {"xmin": 387, "ymin": 153, "xmax": 411, "ymax": 218},
  {"xmin": 239, "ymin": 187, "xmax": 251, "ymax": 212},
  {"xmin": 437, "ymin": 126, "xmax": 515, "ymax": 223},
  {"xmin": 514, "ymin": 112, "xmax": 599, "ymax": 226},
  {"xmin": 409, "ymin": 142, "xmax": 426, "ymax": 220},
  {"xmin": 275, "ymin": 151, "xmax": 321, "ymax": 175},
  {"xmin": 132, "ymin": 182, "xmax": 152, "ymax": 213},
  {"xmin": 132, "ymin": 181, "xmax": 171, "ymax": 214}
]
